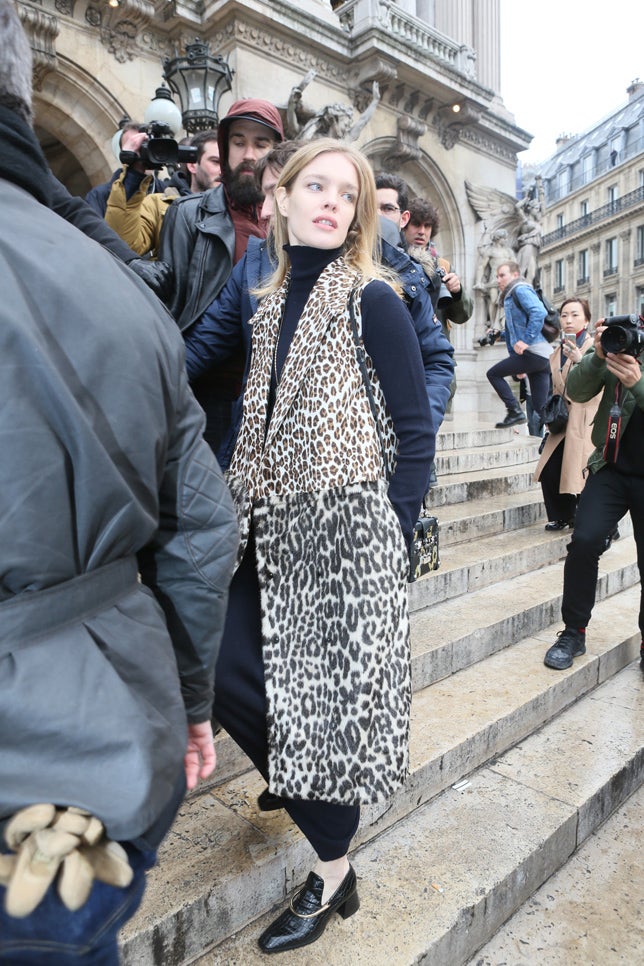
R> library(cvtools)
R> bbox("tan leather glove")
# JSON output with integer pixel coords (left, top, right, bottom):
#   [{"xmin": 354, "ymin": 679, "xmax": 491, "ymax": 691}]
[{"xmin": 1, "ymin": 804, "xmax": 133, "ymax": 917}]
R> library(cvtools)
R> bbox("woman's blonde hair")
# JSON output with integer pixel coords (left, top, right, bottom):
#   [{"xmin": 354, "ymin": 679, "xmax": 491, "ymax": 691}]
[{"xmin": 256, "ymin": 138, "xmax": 394, "ymax": 296}]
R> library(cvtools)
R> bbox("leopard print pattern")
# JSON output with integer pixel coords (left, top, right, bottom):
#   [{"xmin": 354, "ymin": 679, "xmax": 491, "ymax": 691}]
[
  {"xmin": 226, "ymin": 256, "xmax": 411, "ymax": 803},
  {"xmin": 229, "ymin": 257, "xmax": 397, "ymax": 513},
  {"xmin": 253, "ymin": 480, "xmax": 410, "ymax": 805}
]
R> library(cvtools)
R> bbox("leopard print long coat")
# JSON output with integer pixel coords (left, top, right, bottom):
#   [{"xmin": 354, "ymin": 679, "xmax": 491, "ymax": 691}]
[{"xmin": 227, "ymin": 256, "xmax": 411, "ymax": 806}]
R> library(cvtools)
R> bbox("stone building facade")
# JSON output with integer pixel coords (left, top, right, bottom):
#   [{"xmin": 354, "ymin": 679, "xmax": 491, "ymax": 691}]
[
  {"xmin": 537, "ymin": 80, "xmax": 644, "ymax": 323},
  {"xmin": 17, "ymin": 0, "xmax": 532, "ymax": 415}
]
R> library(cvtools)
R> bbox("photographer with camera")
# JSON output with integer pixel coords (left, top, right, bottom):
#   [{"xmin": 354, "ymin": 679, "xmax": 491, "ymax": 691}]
[
  {"xmin": 544, "ymin": 313, "xmax": 644, "ymax": 672},
  {"xmin": 103, "ymin": 123, "xmax": 199, "ymax": 258}
]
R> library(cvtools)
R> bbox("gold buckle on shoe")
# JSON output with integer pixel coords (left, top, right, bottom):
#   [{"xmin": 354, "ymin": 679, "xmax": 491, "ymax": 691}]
[{"xmin": 288, "ymin": 886, "xmax": 330, "ymax": 919}]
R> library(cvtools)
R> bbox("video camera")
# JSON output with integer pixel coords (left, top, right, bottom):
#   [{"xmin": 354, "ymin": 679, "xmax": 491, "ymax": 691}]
[
  {"xmin": 119, "ymin": 122, "xmax": 198, "ymax": 170},
  {"xmin": 600, "ymin": 314, "xmax": 644, "ymax": 358}
]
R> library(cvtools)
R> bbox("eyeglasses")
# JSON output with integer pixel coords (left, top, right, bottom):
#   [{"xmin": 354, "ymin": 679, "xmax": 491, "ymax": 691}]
[{"xmin": 378, "ymin": 203, "xmax": 400, "ymax": 213}]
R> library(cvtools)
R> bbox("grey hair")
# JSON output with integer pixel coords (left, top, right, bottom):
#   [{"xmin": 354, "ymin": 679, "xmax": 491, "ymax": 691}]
[{"xmin": 0, "ymin": 0, "xmax": 33, "ymax": 124}]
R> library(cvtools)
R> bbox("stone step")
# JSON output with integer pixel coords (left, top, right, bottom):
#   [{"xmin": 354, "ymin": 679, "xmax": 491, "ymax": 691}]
[
  {"xmin": 468, "ymin": 779, "xmax": 644, "ymax": 964},
  {"xmin": 119, "ymin": 591, "xmax": 642, "ymax": 965},
  {"xmin": 410, "ymin": 516, "xmax": 632, "ymax": 611},
  {"xmin": 433, "ymin": 488, "xmax": 546, "ymax": 546},
  {"xmin": 434, "ymin": 436, "xmax": 540, "ymax": 476},
  {"xmin": 205, "ymin": 659, "xmax": 644, "ymax": 966},
  {"xmin": 434, "ymin": 423, "xmax": 530, "ymax": 452},
  {"xmin": 203, "ymin": 531, "xmax": 639, "ymax": 793},
  {"xmin": 426, "ymin": 461, "xmax": 540, "ymax": 508}
]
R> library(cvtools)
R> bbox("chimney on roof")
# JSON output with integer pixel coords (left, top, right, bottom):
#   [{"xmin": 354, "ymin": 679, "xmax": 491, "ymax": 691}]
[
  {"xmin": 555, "ymin": 133, "xmax": 573, "ymax": 149},
  {"xmin": 627, "ymin": 78, "xmax": 643, "ymax": 100}
]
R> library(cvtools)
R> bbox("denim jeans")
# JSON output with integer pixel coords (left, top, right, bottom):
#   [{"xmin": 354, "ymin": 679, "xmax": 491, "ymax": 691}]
[
  {"xmin": 0, "ymin": 845, "xmax": 155, "ymax": 965},
  {"xmin": 487, "ymin": 349, "xmax": 551, "ymax": 422}
]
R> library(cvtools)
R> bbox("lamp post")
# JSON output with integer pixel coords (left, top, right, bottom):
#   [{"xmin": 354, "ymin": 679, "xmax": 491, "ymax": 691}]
[
  {"xmin": 162, "ymin": 39, "xmax": 233, "ymax": 134},
  {"xmin": 144, "ymin": 85, "xmax": 183, "ymax": 134}
]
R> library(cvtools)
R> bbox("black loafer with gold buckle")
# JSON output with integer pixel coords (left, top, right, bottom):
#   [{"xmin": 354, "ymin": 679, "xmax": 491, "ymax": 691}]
[{"xmin": 258, "ymin": 866, "xmax": 359, "ymax": 954}]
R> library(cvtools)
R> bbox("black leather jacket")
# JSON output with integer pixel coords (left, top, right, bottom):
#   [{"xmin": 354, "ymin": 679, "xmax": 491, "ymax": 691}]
[{"xmin": 158, "ymin": 183, "xmax": 236, "ymax": 331}]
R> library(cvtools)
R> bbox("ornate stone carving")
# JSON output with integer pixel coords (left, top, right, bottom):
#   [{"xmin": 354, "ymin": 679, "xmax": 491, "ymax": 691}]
[
  {"xmin": 54, "ymin": 0, "xmax": 74, "ymax": 16},
  {"xmin": 86, "ymin": 0, "xmax": 154, "ymax": 64},
  {"xmin": 16, "ymin": 1, "xmax": 59, "ymax": 90},
  {"xmin": 435, "ymin": 101, "xmax": 483, "ymax": 151},
  {"xmin": 383, "ymin": 114, "xmax": 427, "ymax": 167}
]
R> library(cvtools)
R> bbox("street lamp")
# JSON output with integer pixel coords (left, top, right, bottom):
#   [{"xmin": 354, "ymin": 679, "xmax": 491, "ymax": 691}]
[
  {"xmin": 162, "ymin": 39, "xmax": 233, "ymax": 134},
  {"xmin": 144, "ymin": 85, "xmax": 183, "ymax": 134}
]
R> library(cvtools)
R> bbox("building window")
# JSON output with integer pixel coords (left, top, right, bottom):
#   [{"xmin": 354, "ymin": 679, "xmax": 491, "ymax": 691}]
[
  {"xmin": 608, "ymin": 184, "xmax": 619, "ymax": 208},
  {"xmin": 640, "ymin": 169, "xmax": 644, "ymax": 188},
  {"xmin": 580, "ymin": 200, "xmax": 589, "ymax": 217},
  {"xmin": 578, "ymin": 249, "xmax": 589, "ymax": 284},
  {"xmin": 557, "ymin": 167, "xmax": 571, "ymax": 197},
  {"xmin": 556, "ymin": 213, "xmax": 564, "ymax": 230},
  {"xmin": 605, "ymin": 294, "xmax": 618, "ymax": 318},
  {"xmin": 582, "ymin": 153, "xmax": 594, "ymax": 184},
  {"xmin": 554, "ymin": 259, "xmax": 565, "ymax": 292},
  {"xmin": 604, "ymin": 237, "xmax": 618, "ymax": 275},
  {"xmin": 637, "ymin": 287, "xmax": 644, "ymax": 318},
  {"xmin": 636, "ymin": 225, "xmax": 644, "ymax": 267}
]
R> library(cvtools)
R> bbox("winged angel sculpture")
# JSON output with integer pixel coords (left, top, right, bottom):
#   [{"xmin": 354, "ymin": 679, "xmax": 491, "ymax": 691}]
[{"xmin": 465, "ymin": 177, "xmax": 546, "ymax": 327}]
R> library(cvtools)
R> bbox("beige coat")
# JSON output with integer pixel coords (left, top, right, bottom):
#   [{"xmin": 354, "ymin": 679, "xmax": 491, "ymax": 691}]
[{"xmin": 534, "ymin": 334, "xmax": 600, "ymax": 494}]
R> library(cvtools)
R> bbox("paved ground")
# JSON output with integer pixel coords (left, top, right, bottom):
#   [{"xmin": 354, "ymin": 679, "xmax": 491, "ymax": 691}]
[{"xmin": 468, "ymin": 780, "xmax": 644, "ymax": 965}]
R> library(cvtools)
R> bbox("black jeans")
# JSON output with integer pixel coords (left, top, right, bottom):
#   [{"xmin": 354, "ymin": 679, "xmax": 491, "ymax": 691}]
[
  {"xmin": 562, "ymin": 465, "xmax": 644, "ymax": 636},
  {"xmin": 487, "ymin": 349, "xmax": 550, "ymax": 421}
]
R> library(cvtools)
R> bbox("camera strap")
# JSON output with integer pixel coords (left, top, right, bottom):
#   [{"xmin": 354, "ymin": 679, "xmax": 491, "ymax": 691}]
[{"xmin": 603, "ymin": 383, "xmax": 623, "ymax": 463}]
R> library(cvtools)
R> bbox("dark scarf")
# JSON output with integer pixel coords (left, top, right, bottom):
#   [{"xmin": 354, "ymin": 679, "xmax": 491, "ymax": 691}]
[{"xmin": 0, "ymin": 104, "xmax": 52, "ymax": 207}]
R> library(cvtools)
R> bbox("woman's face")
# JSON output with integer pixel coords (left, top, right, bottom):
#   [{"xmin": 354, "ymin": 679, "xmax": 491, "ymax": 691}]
[
  {"xmin": 560, "ymin": 301, "xmax": 588, "ymax": 334},
  {"xmin": 276, "ymin": 152, "xmax": 359, "ymax": 249}
]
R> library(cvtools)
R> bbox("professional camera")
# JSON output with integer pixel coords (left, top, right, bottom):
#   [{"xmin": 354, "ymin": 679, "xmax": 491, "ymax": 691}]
[
  {"xmin": 600, "ymin": 314, "xmax": 644, "ymax": 358},
  {"xmin": 119, "ymin": 122, "xmax": 198, "ymax": 170},
  {"xmin": 478, "ymin": 327, "xmax": 503, "ymax": 347}
]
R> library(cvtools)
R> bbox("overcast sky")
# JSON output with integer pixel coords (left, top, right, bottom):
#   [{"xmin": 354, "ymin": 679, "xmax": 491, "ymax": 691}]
[{"xmin": 499, "ymin": 0, "xmax": 643, "ymax": 162}]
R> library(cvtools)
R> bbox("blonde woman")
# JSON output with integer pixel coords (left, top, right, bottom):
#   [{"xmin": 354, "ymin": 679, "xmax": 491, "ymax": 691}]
[
  {"xmin": 535, "ymin": 297, "xmax": 600, "ymax": 529},
  {"xmin": 214, "ymin": 139, "xmax": 433, "ymax": 953}
]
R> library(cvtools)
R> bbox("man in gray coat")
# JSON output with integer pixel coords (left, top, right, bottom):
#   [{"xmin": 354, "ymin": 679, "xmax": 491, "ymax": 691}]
[{"xmin": 0, "ymin": 2, "xmax": 238, "ymax": 959}]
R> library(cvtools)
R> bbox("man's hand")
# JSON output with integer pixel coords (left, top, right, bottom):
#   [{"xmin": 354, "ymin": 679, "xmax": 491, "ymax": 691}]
[
  {"xmin": 128, "ymin": 259, "xmax": 173, "ymax": 302},
  {"xmin": 184, "ymin": 721, "xmax": 216, "ymax": 790},
  {"xmin": 443, "ymin": 271, "xmax": 462, "ymax": 296},
  {"xmin": 594, "ymin": 320, "xmax": 607, "ymax": 359},
  {"xmin": 606, "ymin": 351, "xmax": 643, "ymax": 389}
]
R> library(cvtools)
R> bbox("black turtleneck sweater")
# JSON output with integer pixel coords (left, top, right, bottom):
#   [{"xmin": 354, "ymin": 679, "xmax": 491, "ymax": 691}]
[{"xmin": 272, "ymin": 245, "xmax": 433, "ymax": 544}]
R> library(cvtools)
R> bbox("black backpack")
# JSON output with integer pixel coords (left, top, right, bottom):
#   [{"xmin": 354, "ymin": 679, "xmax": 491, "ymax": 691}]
[{"xmin": 511, "ymin": 285, "xmax": 560, "ymax": 343}]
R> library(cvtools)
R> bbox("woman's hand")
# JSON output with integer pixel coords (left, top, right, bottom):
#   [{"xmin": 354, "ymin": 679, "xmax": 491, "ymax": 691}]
[
  {"xmin": 562, "ymin": 341, "xmax": 582, "ymax": 364},
  {"xmin": 513, "ymin": 340, "xmax": 527, "ymax": 355},
  {"xmin": 184, "ymin": 721, "xmax": 216, "ymax": 790}
]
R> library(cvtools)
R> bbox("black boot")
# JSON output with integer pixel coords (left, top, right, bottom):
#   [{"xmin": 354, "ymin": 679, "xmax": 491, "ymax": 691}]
[
  {"xmin": 258, "ymin": 866, "xmax": 359, "ymax": 954},
  {"xmin": 257, "ymin": 788, "xmax": 284, "ymax": 812},
  {"xmin": 544, "ymin": 628, "xmax": 586, "ymax": 670},
  {"xmin": 496, "ymin": 406, "xmax": 526, "ymax": 428}
]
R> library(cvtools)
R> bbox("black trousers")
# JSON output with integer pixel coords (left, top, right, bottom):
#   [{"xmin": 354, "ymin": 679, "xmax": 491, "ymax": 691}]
[
  {"xmin": 562, "ymin": 465, "xmax": 644, "ymax": 636},
  {"xmin": 539, "ymin": 438, "xmax": 578, "ymax": 523},
  {"xmin": 213, "ymin": 535, "xmax": 360, "ymax": 861},
  {"xmin": 487, "ymin": 349, "xmax": 550, "ymax": 419}
]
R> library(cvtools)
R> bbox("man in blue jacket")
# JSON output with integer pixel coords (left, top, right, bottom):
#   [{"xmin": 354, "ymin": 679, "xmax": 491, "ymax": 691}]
[{"xmin": 487, "ymin": 260, "xmax": 550, "ymax": 432}]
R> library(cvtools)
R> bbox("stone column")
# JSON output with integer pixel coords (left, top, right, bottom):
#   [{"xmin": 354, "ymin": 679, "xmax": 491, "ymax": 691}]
[
  {"xmin": 473, "ymin": 0, "xmax": 500, "ymax": 91},
  {"xmin": 435, "ymin": 0, "xmax": 473, "ymax": 45}
]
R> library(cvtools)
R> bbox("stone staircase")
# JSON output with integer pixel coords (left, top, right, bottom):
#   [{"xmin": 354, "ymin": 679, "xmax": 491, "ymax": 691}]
[{"xmin": 120, "ymin": 417, "xmax": 643, "ymax": 965}]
